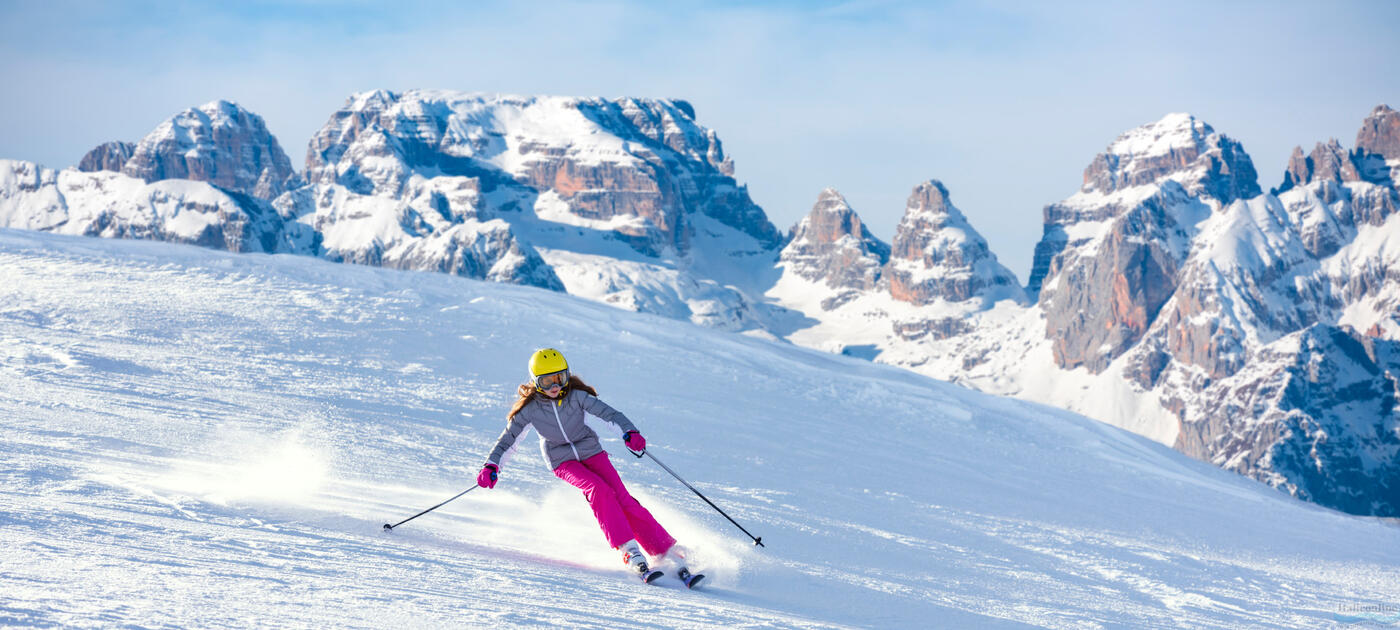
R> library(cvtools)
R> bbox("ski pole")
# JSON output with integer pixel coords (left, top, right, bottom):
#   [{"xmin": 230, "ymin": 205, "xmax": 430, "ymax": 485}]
[
  {"xmin": 635, "ymin": 448, "xmax": 765, "ymax": 547},
  {"xmin": 382, "ymin": 485, "xmax": 479, "ymax": 531}
]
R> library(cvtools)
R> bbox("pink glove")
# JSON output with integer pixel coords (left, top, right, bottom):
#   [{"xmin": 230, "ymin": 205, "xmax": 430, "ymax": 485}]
[
  {"xmin": 477, "ymin": 463, "xmax": 499, "ymax": 489},
  {"xmin": 624, "ymin": 431, "xmax": 646, "ymax": 452}
]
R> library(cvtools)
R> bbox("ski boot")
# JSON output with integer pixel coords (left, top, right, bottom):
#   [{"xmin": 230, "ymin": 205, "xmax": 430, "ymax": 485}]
[
  {"xmin": 621, "ymin": 540, "xmax": 662, "ymax": 583},
  {"xmin": 664, "ymin": 545, "xmax": 706, "ymax": 589}
]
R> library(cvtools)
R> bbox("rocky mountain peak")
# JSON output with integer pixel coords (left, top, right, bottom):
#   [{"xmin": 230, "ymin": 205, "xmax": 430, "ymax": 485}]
[
  {"xmin": 122, "ymin": 100, "xmax": 296, "ymax": 200},
  {"xmin": 884, "ymin": 180, "xmax": 1022, "ymax": 305},
  {"xmin": 779, "ymin": 188, "xmax": 890, "ymax": 298},
  {"xmin": 906, "ymin": 179, "xmax": 953, "ymax": 215},
  {"xmin": 77, "ymin": 141, "xmax": 135, "ymax": 173},
  {"xmin": 1082, "ymin": 112, "xmax": 1260, "ymax": 205},
  {"xmin": 1353, "ymin": 104, "xmax": 1400, "ymax": 185},
  {"xmin": 1029, "ymin": 114, "xmax": 1262, "ymax": 373},
  {"xmin": 1275, "ymin": 138, "xmax": 1362, "ymax": 193},
  {"xmin": 801, "ymin": 187, "xmax": 869, "ymax": 235},
  {"xmin": 1356, "ymin": 104, "xmax": 1400, "ymax": 160},
  {"xmin": 304, "ymin": 90, "xmax": 779, "ymax": 257}
]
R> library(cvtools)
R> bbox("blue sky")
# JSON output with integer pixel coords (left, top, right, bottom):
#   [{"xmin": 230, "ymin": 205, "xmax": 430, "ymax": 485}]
[{"xmin": 2, "ymin": 0, "xmax": 1397, "ymax": 280}]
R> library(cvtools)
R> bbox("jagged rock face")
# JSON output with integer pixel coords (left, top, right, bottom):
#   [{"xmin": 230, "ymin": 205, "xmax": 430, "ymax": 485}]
[
  {"xmin": 1354, "ymin": 104, "xmax": 1400, "ymax": 186},
  {"xmin": 1175, "ymin": 325, "xmax": 1400, "ymax": 517},
  {"xmin": 123, "ymin": 101, "xmax": 296, "ymax": 200},
  {"xmin": 1146, "ymin": 195, "xmax": 1320, "ymax": 384},
  {"xmin": 1137, "ymin": 173, "xmax": 1397, "ymax": 390},
  {"xmin": 1031, "ymin": 114, "xmax": 1262, "ymax": 373},
  {"xmin": 1276, "ymin": 140, "xmax": 1362, "ymax": 193},
  {"xmin": 572, "ymin": 98, "xmax": 777, "ymax": 250},
  {"xmin": 1357, "ymin": 105, "xmax": 1400, "ymax": 160},
  {"xmin": 271, "ymin": 180, "xmax": 563, "ymax": 291},
  {"xmin": 1274, "ymin": 105, "xmax": 1400, "ymax": 192},
  {"xmin": 1028, "ymin": 114, "xmax": 1259, "ymax": 298},
  {"xmin": 1122, "ymin": 107, "xmax": 1400, "ymax": 518},
  {"xmin": 1081, "ymin": 113, "xmax": 1260, "ymax": 203},
  {"xmin": 304, "ymin": 90, "xmax": 779, "ymax": 257},
  {"xmin": 779, "ymin": 188, "xmax": 889, "ymax": 298},
  {"xmin": 296, "ymin": 90, "xmax": 786, "ymax": 315},
  {"xmin": 78, "ymin": 141, "xmax": 135, "ymax": 173},
  {"xmin": 891, "ymin": 317, "xmax": 971, "ymax": 342},
  {"xmin": 1044, "ymin": 189, "xmax": 1199, "ymax": 372},
  {"xmin": 884, "ymin": 181, "xmax": 1022, "ymax": 306}
]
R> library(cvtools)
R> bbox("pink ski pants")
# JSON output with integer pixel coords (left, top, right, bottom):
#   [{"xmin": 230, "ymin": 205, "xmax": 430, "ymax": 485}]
[{"xmin": 553, "ymin": 451, "xmax": 676, "ymax": 556}]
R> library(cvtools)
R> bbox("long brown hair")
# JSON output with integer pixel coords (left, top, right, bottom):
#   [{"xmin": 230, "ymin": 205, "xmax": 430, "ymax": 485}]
[{"xmin": 506, "ymin": 375, "xmax": 598, "ymax": 420}]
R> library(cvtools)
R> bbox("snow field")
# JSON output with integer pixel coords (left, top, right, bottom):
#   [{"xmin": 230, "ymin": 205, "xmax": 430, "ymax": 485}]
[{"xmin": 1, "ymin": 228, "xmax": 1398, "ymax": 628}]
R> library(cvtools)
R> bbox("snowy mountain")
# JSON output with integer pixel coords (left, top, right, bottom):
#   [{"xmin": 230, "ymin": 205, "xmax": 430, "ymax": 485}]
[
  {"xmin": 1, "ymin": 93, "xmax": 1397, "ymax": 518},
  {"xmin": 3, "ymin": 228, "xmax": 1398, "ymax": 628},
  {"xmin": 876, "ymin": 109, "xmax": 1400, "ymax": 517},
  {"xmin": 0, "ymin": 92, "xmax": 788, "ymax": 326},
  {"xmin": 884, "ymin": 180, "xmax": 1024, "ymax": 307},
  {"xmin": 122, "ymin": 100, "xmax": 298, "ymax": 201},
  {"xmin": 290, "ymin": 90, "xmax": 784, "ymax": 330},
  {"xmin": 777, "ymin": 187, "xmax": 890, "ymax": 310},
  {"xmin": 1029, "ymin": 113, "xmax": 1260, "ymax": 372},
  {"xmin": 0, "ymin": 159, "xmax": 289, "ymax": 253},
  {"xmin": 765, "ymin": 109, "xmax": 1399, "ymax": 517}
]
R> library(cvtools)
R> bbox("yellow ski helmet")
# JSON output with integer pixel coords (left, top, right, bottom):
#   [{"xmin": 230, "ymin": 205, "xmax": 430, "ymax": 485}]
[{"xmin": 529, "ymin": 348, "xmax": 570, "ymax": 393}]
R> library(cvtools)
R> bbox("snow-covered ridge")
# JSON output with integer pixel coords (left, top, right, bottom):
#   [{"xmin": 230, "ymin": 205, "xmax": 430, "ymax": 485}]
[
  {"xmin": 2, "ymin": 91, "xmax": 783, "ymax": 330},
  {"xmin": 1105, "ymin": 112, "xmax": 1208, "ymax": 157},
  {"xmin": 0, "ymin": 159, "xmax": 285, "ymax": 252},
  {"xmin": 294, "ymin": 89, "xmax": 783, "ymax": 329}
]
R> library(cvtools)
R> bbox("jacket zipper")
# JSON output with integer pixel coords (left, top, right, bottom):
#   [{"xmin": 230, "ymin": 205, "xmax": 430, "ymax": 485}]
[{"xmin": 551, "ymin": 398, "xmax": 582, "ymax": 461}]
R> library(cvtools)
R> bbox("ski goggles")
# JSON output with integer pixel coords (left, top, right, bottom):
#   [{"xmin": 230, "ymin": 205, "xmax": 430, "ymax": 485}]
[{"xmin": 535, "ymin": 369, "xmax": 569, "ymax": 390}]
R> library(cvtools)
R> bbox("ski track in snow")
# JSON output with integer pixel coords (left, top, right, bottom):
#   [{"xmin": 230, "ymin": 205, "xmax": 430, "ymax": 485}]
[{"xmin": 1, "ymin": 228, "xmax": 1398, "ymax": 629}]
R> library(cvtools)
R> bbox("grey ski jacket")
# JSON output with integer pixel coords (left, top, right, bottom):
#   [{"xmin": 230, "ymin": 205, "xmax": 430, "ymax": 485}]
[{"xmin": 487, "ymin": 387, "xmax": 640, "ymax": 471}]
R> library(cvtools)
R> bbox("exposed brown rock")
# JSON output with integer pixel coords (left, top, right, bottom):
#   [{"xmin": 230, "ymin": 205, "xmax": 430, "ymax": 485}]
[
  {"xmin": 123, "ymin": 101, "xmax": 296, "ymax": 200},
  {"xmin": 305, "ymin": 92, "xmax": 778, "ymax": 258},
  {"xmin": 780, "ymin": 188, "xmax": 890, "ymax": 295},
  {"xmin": 77, "ymin": 141, "xmax": 135, "ymax": 173},
  {"xmin": 1276, "ymin": 139, "xmax": 1362, "ymax": 193},
  {"xmin": 1356, "ymin": 104, "xmax": 1400, "ymax": 160},
  {"xmin": 1081, "ymin": 115, "xmax": 1259, "ymax": 203},
  {"xmin": 884, "ymin": 181, "xmax": 1022, "ymax": 305},
  {"xmin": 891, "ymin": 317, "xmax": 971, "ymax": 342}
]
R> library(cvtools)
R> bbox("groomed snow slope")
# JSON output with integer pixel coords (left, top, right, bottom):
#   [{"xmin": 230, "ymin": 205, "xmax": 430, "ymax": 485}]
[{"xmin": 1, "ymin": 228, "xmax": 1397, "ymax": 629}]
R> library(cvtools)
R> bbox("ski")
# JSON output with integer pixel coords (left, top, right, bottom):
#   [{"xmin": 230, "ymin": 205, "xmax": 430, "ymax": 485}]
[
  {"xmin": 676, "ymin": 567, "xmax": 705, "ymax": 589},
  {"xmin": 641, "ymin": 568, "xmax": 664, "ymax": 583}
]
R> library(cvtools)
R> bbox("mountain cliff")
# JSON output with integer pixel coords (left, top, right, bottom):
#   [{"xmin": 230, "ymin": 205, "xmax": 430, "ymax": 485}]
[
  {"xmin": 885, "ymin": 180, "xmax": 1023, "ymax": 307},
  {"xmin": 768, "ymin": 107, "xmax": 1399, "ymax": 517},
  {"xmin": 778, "ymin": 188, "xmax": 890, "ymax": 311},
  {"xmin": 122, "ymin": 100, "xmax": 298, "ymax": 201},
  {"xmin": 0, "ymin": 92, "xmax": 789, "ymax": 328},
  {"xmin": 290, "ymin": 90, "xmax": 783, "ymax": 329},
  {"xmin": 988, "ymin": 108, "xmax": 1398, "ymax": 516}
]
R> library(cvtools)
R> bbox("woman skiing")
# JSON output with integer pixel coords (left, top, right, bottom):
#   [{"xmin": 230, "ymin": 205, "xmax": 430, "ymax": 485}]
[{"xmin": 476, "ymin": 348, "xmax": 698, "ymax": 585}]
